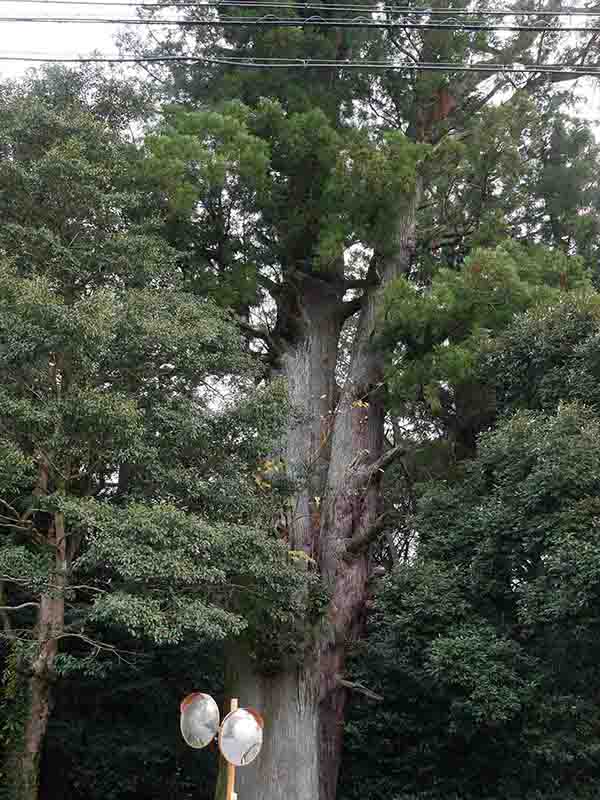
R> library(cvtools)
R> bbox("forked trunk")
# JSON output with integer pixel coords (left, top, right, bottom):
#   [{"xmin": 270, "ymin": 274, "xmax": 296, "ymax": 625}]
[
  {"xmin": 316, "ymin": 185, "xmax": 421, "ymax": 798},
  {"xmin": 216, "ymin": 188, "xmax": 420, "ymax": 800}
]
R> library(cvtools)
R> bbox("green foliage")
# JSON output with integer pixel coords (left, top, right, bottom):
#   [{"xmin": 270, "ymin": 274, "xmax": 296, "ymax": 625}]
[
  {"xmin": 341, "ymin": 403, "xmax": 600, "ymax": 799},
  {"xmin": 0, "ymin": 444, "xmax": 35, "ymax": 497},
  {"xmin": 383, "ymin": 241, "xmax": 590, "ymax": 400},
  {"xmin": 417, "ymin": 93, "xmax": 600, "ymax": 275},
  {"xmin": 323, "ymin": 129, "xmax": 424, "ymax": 260},
  {"xmin": 147, "ymin": 96, "xmax": 424, "ymax": 306},
  {"xmin": 381, "ymin": 241, "xmax": 591, "ymax": 452},
  {"xmin": 480, "ymin": 292, "xmax": 600, "ymax": 415},
  {"xmin": 0, "ymin": 644, "xmax": 29, "ymax": 799},
  {"xmin": 0, "ymin": 71, "xmax": 314, "ymax": 766},
  {"xmin": 3, "ymin": 29, "xmax": 600, "ymax": 800},
  {"xmin": 145, "ymin": 101, "xmax": 270, "ymax": 216}
]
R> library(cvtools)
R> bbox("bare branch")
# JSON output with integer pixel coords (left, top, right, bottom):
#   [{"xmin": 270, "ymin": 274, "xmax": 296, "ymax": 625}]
[
  {"xmin": 0, "ymin": 574, "xmax": 106, "ymax": 596},
  {"xmin": 235, "ymin": 315, "xmax": 276, "ymax": 346},
  {"xmin": 355, "ymin": 445, "xmax": 408, "ymax": 486},
  {"xmin": 375, "ymin": 443, "xmax": 409, "ymax": 471},
  {"xmin": 68, "ymin": 584, "xmax": 109, "ymax": 594},
  {"xmin": 0, "ymin": 518, "xmax": 36, "ymax": 533},
  {"xmin": 53, "ymin": 633, "xmax": 145, "ymax": 666},
  {"xmin": 0, "ymin": 497, "xmax": 19, "ymax": 517},
  {"xmin": 336, "ymin": 676, "xmax": 383, "ymax": 702},
  {"xmin": 0, "ymin": 602, "xmax": 40, "ymax": 612}
]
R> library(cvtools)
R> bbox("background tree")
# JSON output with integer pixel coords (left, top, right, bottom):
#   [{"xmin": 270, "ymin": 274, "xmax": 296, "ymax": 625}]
[
  {"xmin": 380, "ymin": 240, "xmax": 591, "ymax": 455},
  {"xmin": 341, "ymin": 288, "xmax": 600, "ymax": 800},
  {"xmin": 0, "ymin": 73, "xmax": 312, "ymax": 800},
  {"xmin": 342, "ymin": 404, "xmax": 600, "ymax": 798},
  {"xmin": 39, "ymin": 642, "xmax": 223, "ymax": 800},
  {"xmin": 417, "ymin": 93, "xmax": 600, "ymax": 275}
]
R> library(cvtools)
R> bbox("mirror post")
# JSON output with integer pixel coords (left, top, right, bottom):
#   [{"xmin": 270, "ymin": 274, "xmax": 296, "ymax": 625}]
[
  {"xmin": 225, "ymin": 698, "xmax": 239, "ymax": 800},
  {"xmin": 180, "ymin": 691, "xmax": 263, "ymax": 797}
]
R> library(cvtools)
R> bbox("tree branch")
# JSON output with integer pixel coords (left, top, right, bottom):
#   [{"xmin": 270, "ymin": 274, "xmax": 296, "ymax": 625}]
[
  {"xmin": 339, "ymin": 295, "xmax": 365, "ymax": 321},
  {"xmin": 256, "ymin": 273, "xmax": 282, "ymax": 296},
  {"xmin": 235, "ymin": 316, "xmax": 275, "ymax": 346},
  {"xmin": 0, "ymin": 602, "xmax": 40, "ymax": 612},
  {"xmin": 344, "ymin": 513, "xmax": 388, "ymax": 559},
  {"xmin": 346, "ymin": 442, "xmax": 411, "ymax": 493},
  {"xmin": 336, "ymin": 676, "xmax": 383, "ymax": 702},
  {"xmin": 0, "ymin": 518, "xmax": 36, "ymax": 533},
  {"xmin": 0, "ymin": 497, "xmax": 19, "ymax": 517},
  {"xmin": 343, "ymin": 277, "xmax": 376, "ymax": 290},
  {"xmin": 356, "ymin": 445, "xmax": 408, "ymax": 485},
  {"xmin": 52, "ymin": 633, "xmax": 146, "ymax": 666},
  {"xmin": 386, "ymin": 531, "xmax": 401, "ymax": 566}
]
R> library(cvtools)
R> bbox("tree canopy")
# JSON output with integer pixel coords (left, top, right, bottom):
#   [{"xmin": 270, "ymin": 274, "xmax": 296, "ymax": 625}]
[
  {"xmin": 2, "ymin": 6, "xmax": 600, "ymax": 797},
  {"xmin": 0, "ymin": 74, "xmax": 314, "ymax": 800}
]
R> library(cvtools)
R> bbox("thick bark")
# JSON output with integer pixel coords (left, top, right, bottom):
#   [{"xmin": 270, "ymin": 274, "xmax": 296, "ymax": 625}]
[
  {"xmin": 216, "ymin": 186, "xmax": 421, "ymax": 800},
  {"xmin": 8, "ymin": 513, "xmax": 66, "ymax": 800},
  {"xmin": 280, "ymin": 276, "xmax": 344, "ymax": 556},
  {"xmin": 218, "ymin": 649, "xmax": 320, "ymax": 800},
  {"xmin": 317, "ymin": 184, "xmax": 421, "ymax": 800},
  {"xmin": 217, "ymin": 278, "xmax": 343, "ymax": 800}
]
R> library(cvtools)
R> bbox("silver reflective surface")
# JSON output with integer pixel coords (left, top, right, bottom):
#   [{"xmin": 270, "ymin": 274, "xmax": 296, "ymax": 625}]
[
  {"xmin": 180, "ymin": 693, "xmax": 220, "ymax": 749},
  {"xmin": 219, "ymin": 708, "xmax": 264, "ymax": 766}
]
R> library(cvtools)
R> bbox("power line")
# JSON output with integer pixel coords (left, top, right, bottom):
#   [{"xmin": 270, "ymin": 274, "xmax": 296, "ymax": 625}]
[
  {"xmin": 4, "ymin": 12, "xmax": 600, "ymax": 31},
  {"xmin": 213, "ymin": 57, "xmax": 600, "ymax": 71},
  {"xmin": 1, "ymin": 52, "xmax": 600, "ymax": 73},
  {"xmin": 3, "ymin": 0, "xmax": 600, "ymax": 15}
]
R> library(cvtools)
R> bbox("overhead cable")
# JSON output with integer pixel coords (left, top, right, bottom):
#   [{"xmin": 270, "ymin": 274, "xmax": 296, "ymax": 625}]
[
  {"xmin": 1, "ymin": 52, "xmax": 600, "ymax": 73},
  {"xmin": 4, "ymin": 13, "xmax": 600, "ymax": 31},
  {"xmin": 4, "ymin": 0, "xmax": 600, "ymax": 14}
]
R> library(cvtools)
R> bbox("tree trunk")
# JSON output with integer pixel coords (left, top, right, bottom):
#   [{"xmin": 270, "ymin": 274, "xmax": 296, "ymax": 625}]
[
  {"xmin": 9, "ymin": 512, "xmax": 66, "ymax": 800},
  {"xmin": 216, "ymin": 278, "xmax": 343, "ymax": 800},
  {"xmin": 317, "ymin": 184, "xmax": 421, "ymax": 799},
  {"xmin": 217, "ymin": 650, "xmax": 320, "ymax": 800},
  {"xmin": 216, "ymin": 186, "xmax": 420, "ymax": 800}
]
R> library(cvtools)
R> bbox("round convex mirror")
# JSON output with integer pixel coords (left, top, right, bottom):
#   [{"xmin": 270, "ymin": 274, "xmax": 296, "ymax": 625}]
[
  {"xmin": 219, "ymin": 708, "xmax": 264, "ymax": 766},
  {"xmin": 180, "ymin": 693, "xmax": 220, "ymax": 749}
]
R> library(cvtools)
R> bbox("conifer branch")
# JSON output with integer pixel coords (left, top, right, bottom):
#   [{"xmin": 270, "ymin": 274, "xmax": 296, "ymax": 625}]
[{"xmin": 344, "ymin": 513, "xmax": 388, "ymax": 559}]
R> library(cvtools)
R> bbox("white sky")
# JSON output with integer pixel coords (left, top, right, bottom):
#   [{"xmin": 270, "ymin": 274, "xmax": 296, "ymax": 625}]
[
  {"xmin": 0, "ymin": 0, "xmax": 599, "ymax": 127},
  {"xmin": 0, "ymin": 2, "xmax": 128, "ymax": 79}
]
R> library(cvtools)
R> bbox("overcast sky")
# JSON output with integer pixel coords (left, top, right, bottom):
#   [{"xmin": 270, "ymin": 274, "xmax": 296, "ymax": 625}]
[
  {"xmin": 1, "ymin": 1, "xmax": 599, "ymax": 127},
  {"xmin": 0, "ymin": 2, "xmax": 127, "ymax": 77}
]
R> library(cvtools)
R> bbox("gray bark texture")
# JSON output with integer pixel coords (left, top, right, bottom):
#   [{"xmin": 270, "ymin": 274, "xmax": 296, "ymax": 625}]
[{"xmin": 219, "ymin": 185, "xmax": 421, "ymax": 800}]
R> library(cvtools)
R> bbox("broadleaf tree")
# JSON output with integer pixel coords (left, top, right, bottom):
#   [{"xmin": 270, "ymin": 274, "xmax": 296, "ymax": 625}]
[
  {"xmin": 341, "ymin": 293, "xmax": 600, "ymax": 799},
  {"xmin": 0, "ymin": 73, "xmax": 313, "ymax": 800}
]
